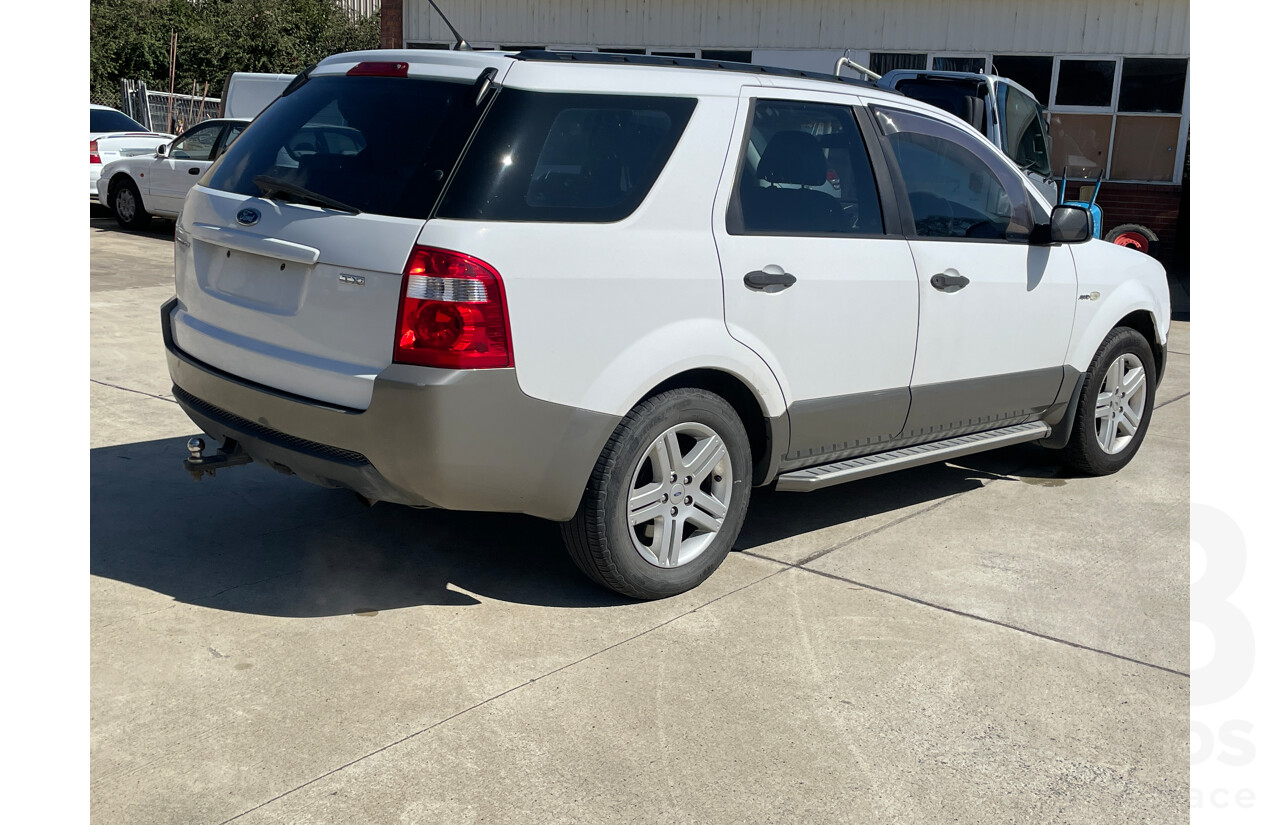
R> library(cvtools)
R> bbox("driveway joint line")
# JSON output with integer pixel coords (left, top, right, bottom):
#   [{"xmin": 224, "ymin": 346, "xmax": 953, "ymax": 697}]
[
  {"xmin": 740, "ymin": 557, "xmax": 1189, "ymax": 678},
  {"xmin": 91, "ymin": 379, "xmax": 177, "ymax": 404},
  {"xmin": 216, "ymin": 564, "xmax": 788, "ymax": 824},
  {"xmin": 1154, "ymin": 391, "xmax": 1189, "ymax": 410}
]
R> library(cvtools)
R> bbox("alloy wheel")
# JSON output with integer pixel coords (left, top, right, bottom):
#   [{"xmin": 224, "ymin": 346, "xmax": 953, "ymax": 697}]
[
  {"xmin": 1094, "ymin": 353, "xmax": 1147, "ymax": 454},
  {"xmin": 626, "ymin": 423, "xmax": 733, "ymax": 568}
]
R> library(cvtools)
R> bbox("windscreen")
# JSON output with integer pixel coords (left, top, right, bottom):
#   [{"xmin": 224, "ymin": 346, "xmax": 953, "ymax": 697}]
[
  {"xmin": 90, "ymin": 109, "xmax": 147, "ymax": 133},
  {"xmin": 203, "ymin": 75, "xmax": 484, "ymax": 219}
]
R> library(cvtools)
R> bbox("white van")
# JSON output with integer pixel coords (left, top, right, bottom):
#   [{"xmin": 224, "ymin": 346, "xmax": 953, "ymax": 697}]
[{"xmin": 220, "ymin": 72, "xmax": 295, "ymax": 120}]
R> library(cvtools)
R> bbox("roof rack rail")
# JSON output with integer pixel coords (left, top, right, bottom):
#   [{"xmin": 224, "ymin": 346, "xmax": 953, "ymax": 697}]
[{"xmin": 509, "ymin": 50, "xmax": 882, "ymax": 89}]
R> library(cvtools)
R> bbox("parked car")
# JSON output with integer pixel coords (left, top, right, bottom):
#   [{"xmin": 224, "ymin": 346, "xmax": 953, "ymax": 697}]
[
  {"xmin": 89, "ymin": 104, "xmax": 173, "ymax": 199},
  {"xmin": 165, "ymin": 50, "xmax": 1171, "ymax": 599},
  {"xmin": 98, "ymin": 118, "xmax": 249, "ymax": 228}
]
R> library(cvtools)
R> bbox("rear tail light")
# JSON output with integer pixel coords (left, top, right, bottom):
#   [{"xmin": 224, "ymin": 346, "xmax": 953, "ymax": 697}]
[
  {"xmin": 90, "ymin": 140, "xmax": 101, "ymax": 165},
  {"xmin": 393, "ymin": 246, "xmax": 512, "ymax": 369}
]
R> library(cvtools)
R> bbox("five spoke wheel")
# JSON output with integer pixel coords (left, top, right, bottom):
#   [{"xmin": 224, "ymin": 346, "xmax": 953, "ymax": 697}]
[
  {"xmin": 627, "ymin": 423, "xmax": 732, "ymax": 568},
  {"xmin": 1094, "ymin": 353, "xmax": 1147, "ymax": 455}
]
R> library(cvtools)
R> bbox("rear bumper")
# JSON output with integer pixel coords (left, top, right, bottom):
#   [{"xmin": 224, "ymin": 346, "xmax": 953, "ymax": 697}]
[{"xmin": 162, "ymin": 298, "xmax": 619, "ymax": 521}]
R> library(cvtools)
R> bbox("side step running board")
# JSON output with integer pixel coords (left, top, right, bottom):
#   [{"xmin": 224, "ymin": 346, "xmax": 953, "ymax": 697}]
[{"xmin": 775, "ymin": 421, "xmax": 1051, "ymax": 492}]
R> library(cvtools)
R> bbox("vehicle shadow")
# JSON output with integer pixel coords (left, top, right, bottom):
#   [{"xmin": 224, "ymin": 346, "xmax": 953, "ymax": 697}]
[
  {"xmin": 91, "ymin": 435, "xmax": 1061, "ymax": 616},
  {"xmin": 89, "ymin": 203, "xmax": 175, "ymax": 238},
  {"xmin": 735, "ymin": 442, "xmax": 1054, "ymax": 552}
]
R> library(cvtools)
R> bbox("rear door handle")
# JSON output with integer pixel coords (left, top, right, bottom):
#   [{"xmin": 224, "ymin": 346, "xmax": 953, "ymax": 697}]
[
  {"xmin": 744, "ymin": 265, "xmax": 796, "ymax": 293},
  {"xmin": 930, "ymin": 271, "xmax": 970, "ymax": 293},
  {"xmin": 188, "ymin": 167, "xmax": 201, "ymax": 175}
]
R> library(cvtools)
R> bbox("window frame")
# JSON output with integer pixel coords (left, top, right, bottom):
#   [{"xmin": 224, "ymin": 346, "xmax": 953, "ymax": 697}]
[
  {"xmin": 724, "ymin": 95, "xmax": 900, "ymax": 239},
  {"xmin": 869, "ymin": 103, "xmax": 1040, "ymax": 245},
  {"xmin": 168, "ymin": 121, "xmax": 227, "ymax": 162}
]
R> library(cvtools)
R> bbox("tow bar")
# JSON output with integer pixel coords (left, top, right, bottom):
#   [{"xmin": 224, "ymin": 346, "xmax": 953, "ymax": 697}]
[{"xmin": 184, "ymin": 437, "xmax": 252, "ymax": 481}]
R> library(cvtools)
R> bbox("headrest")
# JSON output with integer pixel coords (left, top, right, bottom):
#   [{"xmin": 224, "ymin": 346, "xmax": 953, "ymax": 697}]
[{"xmin": 757, "ymin": 131, "xmax": 827, "ymax": 187}]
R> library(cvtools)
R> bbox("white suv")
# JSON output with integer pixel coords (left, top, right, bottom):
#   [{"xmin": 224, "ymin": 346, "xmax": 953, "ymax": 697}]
[{"xmin": 164, "ymin": 50, "xmax": 1171, "ymax": 599}]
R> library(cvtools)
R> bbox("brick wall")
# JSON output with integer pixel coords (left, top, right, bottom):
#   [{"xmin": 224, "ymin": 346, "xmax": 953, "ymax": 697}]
[
  {"xmin": 380, "ymin": 0, "xmax": 402, "ymax": 49},
  {"xmin": 1063, "ymin": 181, "xmax": 1183, "ymax": 264}
]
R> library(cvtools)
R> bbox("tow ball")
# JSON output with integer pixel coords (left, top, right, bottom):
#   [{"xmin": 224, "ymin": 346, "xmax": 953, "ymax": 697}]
[{"xmin": 184, "ymin": 437, "xmax": 253, "ymax": 481}]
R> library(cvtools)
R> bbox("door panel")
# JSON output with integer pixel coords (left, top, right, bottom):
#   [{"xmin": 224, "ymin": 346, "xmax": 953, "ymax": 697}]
[
  {"xmin": 150, "ymin": 122, "xmax": 225, "ymax": 213},
  {"xmin": 872, "ymin": 104, "xmax": 1077, "ymax": 436},
  {"xmin": 713, "ymin": 91, "xmax": 919, "ymax": 466}
]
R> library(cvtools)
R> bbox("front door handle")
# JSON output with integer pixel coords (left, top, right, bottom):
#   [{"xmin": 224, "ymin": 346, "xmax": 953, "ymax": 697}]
[
  {"xmin": 744, "ymin": 265, "xmax": 796, "ymax": 293},
  {"xmin": 930, "ymin": 271, "xmax": 970, "ymax": 293},
  {"xmin": 188, "ymin": 167, "xmax": 201, "ymax": 175}
]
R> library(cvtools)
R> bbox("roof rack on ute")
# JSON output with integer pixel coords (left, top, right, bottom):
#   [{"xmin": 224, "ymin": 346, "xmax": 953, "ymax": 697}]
[{"xmin": 510, "ymin": 50, "xmax": 881, "ymax": 90}]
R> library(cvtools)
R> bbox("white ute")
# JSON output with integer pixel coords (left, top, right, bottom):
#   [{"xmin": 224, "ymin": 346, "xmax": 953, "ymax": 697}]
[{"xmin": 164, "ymin": 50, "xmax": 1171, "ymax": 599}]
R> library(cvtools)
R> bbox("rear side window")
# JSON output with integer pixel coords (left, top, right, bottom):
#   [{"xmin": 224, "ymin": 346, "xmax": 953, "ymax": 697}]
[
  {"xmin": 437, "ymin": 90, "xmax": 695, "ymax": 222},
  {"xmin": 91, "ymin": 109, "xmax": 147, "ymax": 133},
  {"xmin": 728, "ymin": 99, "xmax": 883, "ymax": 237},
  {"xmin": 204, "ymin": 76, "xmax": 484, "ymax": 219}
]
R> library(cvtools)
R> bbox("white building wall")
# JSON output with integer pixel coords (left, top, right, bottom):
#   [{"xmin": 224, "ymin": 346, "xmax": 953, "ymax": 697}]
[{"xmin": 404, "ymin": 0, "xmax": 1189, "ymax": 56}]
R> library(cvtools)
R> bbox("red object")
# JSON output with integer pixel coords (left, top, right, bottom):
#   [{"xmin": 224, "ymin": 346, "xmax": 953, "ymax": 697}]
[
  {"xmin": 393, "ymin": 246, "xmax": 512, "ymax": 369},
  {"xmin": 347, "ymin": 61, "xmax": 410, "ymax": 78},
  {"xmin": 1111, "ymin": 231, "xmax": 1150, "ymax": 253},
  {"xmin": 90, "ymin": 140, "xmax": 101, "ymax": 165}
]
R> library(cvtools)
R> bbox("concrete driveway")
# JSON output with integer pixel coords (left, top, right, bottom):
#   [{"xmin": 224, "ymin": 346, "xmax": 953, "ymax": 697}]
[{"xmin": 90, "ymin": 213, "xmax": 1189, "ymax": 824}]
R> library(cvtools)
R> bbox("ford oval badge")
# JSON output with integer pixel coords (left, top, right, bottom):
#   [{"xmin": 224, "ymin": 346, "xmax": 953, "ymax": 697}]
[{"xmin": 236, "ymin": 208, "xmax": 260, "ymax": 226}]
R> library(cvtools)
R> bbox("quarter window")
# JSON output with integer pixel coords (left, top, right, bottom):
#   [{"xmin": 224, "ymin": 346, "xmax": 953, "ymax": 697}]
[
  {"xmin": 730, "ymin": 99, "xmax": 883, "ymax": 237},
  {"xmin": 875, "ymin": 107, "xmax": 1033, "ymax": 241},
  {"xmin": 438, "ymin": 91, "xmax": 695, "ymax": 223}
]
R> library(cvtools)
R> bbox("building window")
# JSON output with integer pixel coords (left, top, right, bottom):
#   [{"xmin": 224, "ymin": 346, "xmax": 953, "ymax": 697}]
[
  {"xmin": 870, "ymin": 53, "xmax": 926, "ymax": 75},
  {"xmin": 932, "ymin": 55, "xmax": 986, "ymax": 73},
  {"xmin": 1117, "ymin": 58, "xmax": 1188, "ymax": 114},
  {"xmin": 1054, "ymin": 59, "xmax": 1117, "ymax": 108},
  {"xmin": 992, "ymin": 55, "xmax": 1053, "ymax": 105},
  {"xmin": 701, "ymin": 49, "xmax": 753, "ymax": 64}
]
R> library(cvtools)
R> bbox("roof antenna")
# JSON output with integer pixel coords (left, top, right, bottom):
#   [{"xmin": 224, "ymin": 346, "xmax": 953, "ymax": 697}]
[{"xmin": 425, "ymin": 1, "xmax": 471, "ymax": 51}]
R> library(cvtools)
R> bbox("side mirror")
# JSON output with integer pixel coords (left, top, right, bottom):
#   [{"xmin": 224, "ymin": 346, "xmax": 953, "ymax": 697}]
[
  {"xmin": 1032, "ymin": 205, "xmax": 1092, "ymax": 245},
  {"xmin": 155, "ymin": 144, "xmax": 169, "ymax": 158}
]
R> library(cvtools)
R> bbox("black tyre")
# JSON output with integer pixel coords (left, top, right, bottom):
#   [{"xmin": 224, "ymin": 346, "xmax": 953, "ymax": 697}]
[
  {"xmin": 561, "ymin": 388, "xmax": 753, "ymax": 600},
  {"xmin": 111, "ymin": 178, "xmax": 151, "ymax": 230},
  {"xmin": 1061, "ymin": 327, "xmax": 1157, "ymax": 475},
  {"xmin": 1104, "ymin": 223, "xmax": 1159, "ymax": 256}
]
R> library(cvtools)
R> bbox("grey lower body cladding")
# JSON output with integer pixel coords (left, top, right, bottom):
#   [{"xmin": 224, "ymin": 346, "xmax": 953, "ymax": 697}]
[{"xmin": 161, "ymin": 299, "xmax": 620, "ymax": 521}]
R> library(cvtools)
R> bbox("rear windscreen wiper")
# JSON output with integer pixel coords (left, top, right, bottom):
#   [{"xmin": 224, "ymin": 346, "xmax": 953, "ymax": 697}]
[{"xmin": 252, "ymin": 175, "xmax": 361, "ymax": 214}]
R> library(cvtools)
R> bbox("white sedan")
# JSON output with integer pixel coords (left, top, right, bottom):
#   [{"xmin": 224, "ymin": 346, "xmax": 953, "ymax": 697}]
[
  {"xmin": 97, "ymin": 118, "xmax": 249, "ymax": 229},
  {"xmin": 90, "ymin": 104, "xmax": 173, "ymax": 199}
]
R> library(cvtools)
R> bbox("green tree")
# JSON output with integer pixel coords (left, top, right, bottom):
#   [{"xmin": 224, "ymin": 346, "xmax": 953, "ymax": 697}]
[{"xmin": 90, "ymin": 0, "xmax": 379, "ymax": 103}]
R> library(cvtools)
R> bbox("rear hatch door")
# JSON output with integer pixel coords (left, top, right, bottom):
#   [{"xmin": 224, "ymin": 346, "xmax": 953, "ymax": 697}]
[{"xmin": 171, "ymin": 58, "xmax": 506, "ymax": 410}]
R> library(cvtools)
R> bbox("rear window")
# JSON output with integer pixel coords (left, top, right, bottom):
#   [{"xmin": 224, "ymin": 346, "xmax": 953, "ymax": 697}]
[
  {"xmin": 90, "ymin": 109, "xmax": 147, "ymax": 133},
  {"xmin": 437, "ymin": 90, "xmax": 696, "ymax": 223},
  {"xmin": 204, "ymin": 75, "xmax": 485, "ymax": 219}
]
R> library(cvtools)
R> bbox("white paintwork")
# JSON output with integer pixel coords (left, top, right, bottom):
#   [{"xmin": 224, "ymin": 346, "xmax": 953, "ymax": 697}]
[
  {"xmin": 96, "ymin": 118, "xmax": 249, "ymax": 217},
  {"xmin": 171, "ymin": 47, "xmax": 1169, "ymax": 454},
  {"xmin": 1063, "ymin": 239, "xmax": 1171, "ymax": 374},
  {"xmin": 89, "ymin": 104, "xmax": 173, "ymax": 197},
  {"xmin": 221, "ymin": 73, "xmax": 294, "ymax": 119},
  {"xmin": 712, "ymin": 86, "xmax": 919, "ymax": 408},
  {"xmin": 173, "ymin": 185, "xmax": 431, "ymax": 410}
]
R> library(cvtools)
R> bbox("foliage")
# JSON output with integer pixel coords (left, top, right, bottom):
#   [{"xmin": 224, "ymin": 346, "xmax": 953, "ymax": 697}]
[{"xmin": 90, "ymin": 0, "xmax": 380, "ymax": 101}]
